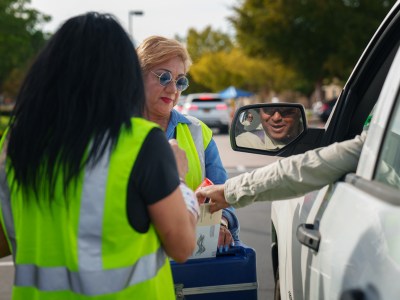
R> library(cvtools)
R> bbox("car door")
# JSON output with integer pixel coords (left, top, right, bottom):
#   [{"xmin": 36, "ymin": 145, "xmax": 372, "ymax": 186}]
[
  {"xmin": 297, "ymin": 46, "xmax": 400, "ymax": 299},
  {"xmin": 271, "ymin": 3, "xmax": 400, "ymax": 299}
]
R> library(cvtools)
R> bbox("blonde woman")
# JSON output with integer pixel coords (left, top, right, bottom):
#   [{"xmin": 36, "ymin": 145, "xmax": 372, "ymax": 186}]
[{"xmin": 137, "ymin": 36, "xmax": 240, "ymax": 252}]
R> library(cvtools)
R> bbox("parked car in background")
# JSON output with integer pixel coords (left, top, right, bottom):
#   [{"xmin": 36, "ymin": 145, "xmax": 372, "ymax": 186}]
[
  {"xmin": 229, "ymin": 2, "xmax": 400, "ymax": 299},
  {"xmin": 181, "ymin": 93, "xmax": 230, "ymax": 134},
  {"xmin": 319, "ymin": 97, "xmax": 337, "ymax": 122},
  {"xmin": 312, "ymin": 98, "xmax": 338, "ymax": 123},
  {"xmin": 174, "ymin": 95, "xmax": 186, "ymax": 113}
]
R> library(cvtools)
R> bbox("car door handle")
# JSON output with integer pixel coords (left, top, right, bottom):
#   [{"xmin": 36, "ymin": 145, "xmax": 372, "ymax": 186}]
[
  {"xmin": 296, "ymin": 223, "xmax": 321, "ymax": 251},
  {"xmin": 340, "ymin": 289, "xmax": 365, "ymax": 300}
]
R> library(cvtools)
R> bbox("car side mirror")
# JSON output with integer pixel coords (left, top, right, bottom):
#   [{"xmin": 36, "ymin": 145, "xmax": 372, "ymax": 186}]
[{"xmin": 230, "ymin": 103, "xmax": 307, "ymax": 155}]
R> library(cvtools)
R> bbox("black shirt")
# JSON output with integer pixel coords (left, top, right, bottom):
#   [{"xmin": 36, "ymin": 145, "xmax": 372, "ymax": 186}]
[{"xmin": 126, "ymin": 128, "xmax": 180, "ymax": 233}]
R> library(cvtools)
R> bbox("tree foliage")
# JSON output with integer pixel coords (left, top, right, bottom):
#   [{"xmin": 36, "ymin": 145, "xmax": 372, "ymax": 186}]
[
  {"xmin": 189, "ymin": 47, "xmax": 299, "ymax": 94},
  {"xmin": 183, "ymin": 26, "xmax": 299, "ymax": 95},
  {"xmin": 0, "ymin": 0, "xmax": 50, "ymax": 96},
  {"xmin": 230, "ymin": 0, "xmax": 396, "ymax": 95},
  {"xmin": 184, "ymin": 26, "xmax": 234, "ymax": 63}
]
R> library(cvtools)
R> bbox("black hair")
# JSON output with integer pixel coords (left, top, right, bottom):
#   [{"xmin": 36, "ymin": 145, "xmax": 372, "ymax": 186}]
[{"xmin": 7, "ymin": 12, "xmax": 145, "ymax": 200}]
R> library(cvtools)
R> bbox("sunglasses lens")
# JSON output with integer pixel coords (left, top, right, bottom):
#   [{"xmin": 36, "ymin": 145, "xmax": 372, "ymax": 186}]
[
  {"xmin": 176, "ymin": 77, "xmax": 189, "ymax": 91},
  {"xmin": 262, "ymin": 107, "xmax": 297, "ymax": 116},
  {"xmin": 154, "ymin": 71, "xmax": 189, "ymax": 91},
  {"xmin": 262, "ymin": 108, "xmax": 274, "ymax": 114},
  {"xmin": 281, "ymin": 109, "xmax": 297, "ymax": 117},
  {"xmin": 159, "ymin": 72, "xmax": 173, "ymax": 86}
]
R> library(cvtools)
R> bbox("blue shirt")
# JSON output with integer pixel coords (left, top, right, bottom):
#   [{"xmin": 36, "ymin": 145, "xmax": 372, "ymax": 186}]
[{"xmin": 166, "ymin": 109, "xmax": 240, "ymax": 242}]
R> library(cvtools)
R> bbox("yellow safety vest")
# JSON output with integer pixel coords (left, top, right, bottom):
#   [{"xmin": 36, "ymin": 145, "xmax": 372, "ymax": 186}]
[
  {"xmin": 176, "ymin": 116, "xmax": 212, "ymax": 190},
  {"xmin": 0, "ymin": 118, "xmax": 175, "ymax": 300}
]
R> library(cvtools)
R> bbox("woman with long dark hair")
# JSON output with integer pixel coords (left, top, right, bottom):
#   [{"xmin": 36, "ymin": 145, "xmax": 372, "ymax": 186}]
[{"xmin": 0, "ymin": 12, "xmax": 197, "ymax": 299}]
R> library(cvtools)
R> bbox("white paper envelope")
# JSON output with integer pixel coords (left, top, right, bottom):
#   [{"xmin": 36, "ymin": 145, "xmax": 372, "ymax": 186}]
[{"xmin": 189, "ymin": 203, "xmax": 222, "ymax": 259}]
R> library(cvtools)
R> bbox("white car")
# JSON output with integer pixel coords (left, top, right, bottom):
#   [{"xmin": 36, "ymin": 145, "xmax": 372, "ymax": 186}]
[
  {"xmin": 181, "ymin": 93, "xmax": 230, "ymax": 134},
  {"xmin": 230, "ymin": 2, "xmax": 400, "ymax": 299},
  {"xmin": 174, "ymin": 95, "xmax": 186, "ymax": 113}
]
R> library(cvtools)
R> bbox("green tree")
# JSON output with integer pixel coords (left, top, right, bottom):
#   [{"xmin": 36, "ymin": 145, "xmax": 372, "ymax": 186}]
[
  {"xmin": 189, "ymin": 47, "xmax": 299, "ymax": 94},
  {"xmin": 177, "ymin": 26, "xmax": 234, "ymax": 93},
  {"xmin": 181, "ymin": 26, "xmax": 300, "ymax": 95},
  {"xmin": 181, "ymin": 26, "xmax": 234, "ymax": 63},
  {"xmin": 230, "ymin": 0, "xmax": 396, "ymax": 100},
  {"xmin": 0, "ymin": 0, "xmax": 50, "ymax": 97}
]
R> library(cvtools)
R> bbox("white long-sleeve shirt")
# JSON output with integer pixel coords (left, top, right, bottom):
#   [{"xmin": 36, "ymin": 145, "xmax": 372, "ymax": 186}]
[{"xmin": 225, "ymin": 132, "xmax": 366, "ymax": 208}]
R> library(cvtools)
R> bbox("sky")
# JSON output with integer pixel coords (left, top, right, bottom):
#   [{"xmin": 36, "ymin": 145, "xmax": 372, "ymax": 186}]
[{"xmin": 29, "ymin": 0, "xmax": 236, "ymax": 45}]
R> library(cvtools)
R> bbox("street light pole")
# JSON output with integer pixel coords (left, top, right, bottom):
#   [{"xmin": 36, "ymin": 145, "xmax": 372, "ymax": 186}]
[{"xmin": 128, "ymin": 10, "xmax": 144, "ymax": 42}]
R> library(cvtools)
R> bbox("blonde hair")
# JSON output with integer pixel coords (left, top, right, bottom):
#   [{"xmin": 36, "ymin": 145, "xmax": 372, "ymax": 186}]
[{"xmin": 136, "ymin": 35, "xmax": 192, "ymax": 73}]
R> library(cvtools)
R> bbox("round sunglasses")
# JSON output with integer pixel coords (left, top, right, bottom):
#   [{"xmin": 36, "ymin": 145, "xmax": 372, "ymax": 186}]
[
  {"xmin": 261, "ymin": 107, "xmax": 298, "ymax": 117},
  {"xmin": 151, "ymin": 71, "xmax": 189, "ymax": 92}
]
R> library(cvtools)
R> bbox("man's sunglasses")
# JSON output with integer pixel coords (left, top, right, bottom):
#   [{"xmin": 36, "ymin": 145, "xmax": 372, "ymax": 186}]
[
  {"xmin": 151, "ymin": 71, "xmax": 189, "ymax": 92},
  {"xmin": 261, "ymin": 107, "xmax": 298, "ymax": 117}
]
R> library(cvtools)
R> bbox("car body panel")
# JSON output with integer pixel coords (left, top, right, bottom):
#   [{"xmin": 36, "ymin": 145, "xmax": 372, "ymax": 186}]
[
  {"xmin": 301, "ymin": 47, "xmax": 400, "ymax": 299},
  {"xmin": 303, "ymin": 182, "xmax": 400, "ymax": 299},
  {"xmin": 266, "ymin": 3, "xmax": 400, "ymax": 299},
  {"xmin": 271, "ymin": 42, "xmax": 400, "ymax": 300}
]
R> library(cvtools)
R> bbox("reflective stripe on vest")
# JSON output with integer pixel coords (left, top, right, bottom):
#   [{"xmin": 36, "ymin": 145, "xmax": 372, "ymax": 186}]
[
  {"xmin": 0, "ymin": 121, "xmax": 168, "ymax": 296},
  {"xmin": 13, "ymin": 247, "xmax": 166, "ymax": 295},
  {"xmin": 177, "ymin": 116, "xmax": 212, "ymax": 189},
  {"xmin": 186, "ymin": 115, "xmax": 206, "ymax": 180}
]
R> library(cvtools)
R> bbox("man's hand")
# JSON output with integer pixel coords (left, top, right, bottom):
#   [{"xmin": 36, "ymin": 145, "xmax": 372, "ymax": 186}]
[{"xmin": 195, "ymin": 184, "xmax": 230, "ymax": 213}]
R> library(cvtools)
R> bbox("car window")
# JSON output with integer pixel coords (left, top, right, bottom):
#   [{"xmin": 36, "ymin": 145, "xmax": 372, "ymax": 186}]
[{"xmin": 374, "ymin": 92, "xmax": 400, "ymax": 190}]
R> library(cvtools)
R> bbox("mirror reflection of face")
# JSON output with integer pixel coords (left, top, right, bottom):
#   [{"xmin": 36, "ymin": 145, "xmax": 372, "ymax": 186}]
[
  {"xmin": 240, "ymin": 111, "xmax": 257, "ymax": 126},
  {"xmin": 259, "ymin": 107, "xmax": 302, "ymax": 143}
]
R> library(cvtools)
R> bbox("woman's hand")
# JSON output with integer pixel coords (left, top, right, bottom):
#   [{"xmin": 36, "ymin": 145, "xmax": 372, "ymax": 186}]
[
  {"xmin": 217, "ymin": 217, "xmax": 234, "ymax": 252},
  {"xmin": 169, "ymin": 139, "xmax": 188, "ymax": 179}
]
